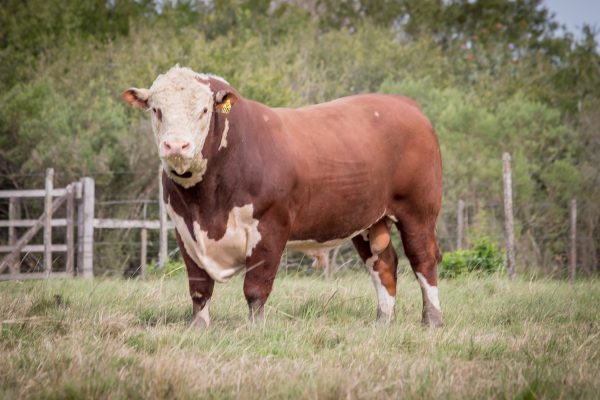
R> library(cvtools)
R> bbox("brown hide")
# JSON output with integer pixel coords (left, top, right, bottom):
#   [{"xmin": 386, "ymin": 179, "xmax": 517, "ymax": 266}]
[
  {"xmin": 161, "ymin": 77, "xmax": 442, "ymax": 325},
  {"xmin": 166, "ymin": 89, "xmax": 442, "ymax": 243}
]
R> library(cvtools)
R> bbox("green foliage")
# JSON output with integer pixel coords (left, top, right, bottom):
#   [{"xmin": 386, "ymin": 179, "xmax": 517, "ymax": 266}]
[
  {"xmin": 0, "ymin": 79, "xmax": 132, "ymax": 187},
  {"xmin": 440, "ymin": 238, "xmax": 505, "ymax": 278}
]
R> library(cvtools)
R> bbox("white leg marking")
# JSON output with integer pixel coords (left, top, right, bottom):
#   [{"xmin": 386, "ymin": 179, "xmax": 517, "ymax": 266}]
[
  {"xmin": 196, "ymin": 300, "xmax": 210, "ymax": 327},
  {"xmin": 416, "ymin": 272, "xmax": 441, "ymax": 311},
  {"xmin": 366, "ymin": 255, "xmax": 395, "ymax": 320}
]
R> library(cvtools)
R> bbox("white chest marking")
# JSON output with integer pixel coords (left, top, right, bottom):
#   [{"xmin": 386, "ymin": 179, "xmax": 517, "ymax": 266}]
[
  {"xmin": 167, "ymin": 202, "xmax": 262, "ymax": 283},
  {"xmin": 219, "ymin": 118, "xmax": 229, "ymax": 151},
  {"xmin": 416, "ymin": 272, "xmax": 441, "ymax": 311}
]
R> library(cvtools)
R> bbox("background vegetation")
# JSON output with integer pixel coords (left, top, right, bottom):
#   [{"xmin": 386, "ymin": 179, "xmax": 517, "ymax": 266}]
[{"xmin": 0, "ymin": 0, "xmax": 598, "ymax": 276}]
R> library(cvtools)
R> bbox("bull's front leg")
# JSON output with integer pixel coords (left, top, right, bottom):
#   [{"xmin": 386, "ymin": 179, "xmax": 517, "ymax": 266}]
[
  {"xmin": 176, "ymin": 231, "xmax": 215, "ymax": 328},
  {"xmin": 242, "ymin": 217, "xmax": 289, "ymax": 322}
]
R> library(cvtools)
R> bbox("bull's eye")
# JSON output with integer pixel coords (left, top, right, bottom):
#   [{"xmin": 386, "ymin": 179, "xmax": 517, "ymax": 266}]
[
  {"xmin": 203, "ymin": 107, "xmax": 208, "ymax": 114},
  {"xmin": 152, "ymin": 108, "xmax": 163, "ymax": 121}
]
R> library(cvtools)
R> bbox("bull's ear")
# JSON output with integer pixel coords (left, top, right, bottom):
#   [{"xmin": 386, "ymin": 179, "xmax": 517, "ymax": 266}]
[
  {"xmin": 122, "ymin": 88, "xmax": 150, "ymax": 110},
  {"xmin": 214, "ymin": 90, "xmax": 237, "ymax": 114}
]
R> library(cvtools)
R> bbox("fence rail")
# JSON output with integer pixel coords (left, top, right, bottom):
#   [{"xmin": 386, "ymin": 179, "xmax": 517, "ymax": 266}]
[
  {"xmin": 93, "ymin": 219, "xmax": 175, "ymax": 230},
  {"xmin": 0, "ymin": 188, "xmax": 70, "ymax": 198},
  {"xmin": 0, "ymin": 219, "xmax": 68, "ymax": 228}
]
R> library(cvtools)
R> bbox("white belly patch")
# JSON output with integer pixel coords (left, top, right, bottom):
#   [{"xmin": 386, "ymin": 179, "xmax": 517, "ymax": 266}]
[
  {"xmin": 166, "ymin": 201, "xmax": 262, "ymax": 283},
  {"xmin": 286, "ymin": 226, "xmax": 368, "ymax": 256}
]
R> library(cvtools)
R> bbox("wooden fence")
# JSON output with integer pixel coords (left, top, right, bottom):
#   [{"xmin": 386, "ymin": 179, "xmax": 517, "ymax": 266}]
[
  {"xmin": 0, "ymin": 155, "xmax": 582, "ymax": 280},
  {"xmin": 0, "ymin": 169, "xmax": 80, "ymax": 280},
  {"xmin": 0, "ymin": 168, "xmax": 174, "ymax": 280}
]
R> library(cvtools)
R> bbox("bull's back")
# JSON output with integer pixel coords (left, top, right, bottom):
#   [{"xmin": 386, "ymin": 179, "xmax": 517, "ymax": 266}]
[{"xmin": 269, "ymin": 94, "xmax": 440, "ymax": 241}]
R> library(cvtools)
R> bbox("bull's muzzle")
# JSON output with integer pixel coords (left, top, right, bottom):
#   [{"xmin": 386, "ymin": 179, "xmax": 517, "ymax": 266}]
[{"xmin": 162, "ymin": 140, "xmax": 191, "ymax": 157}]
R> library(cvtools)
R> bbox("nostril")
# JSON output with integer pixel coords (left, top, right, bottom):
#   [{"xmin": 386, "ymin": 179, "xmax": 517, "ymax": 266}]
[{"xmin": 163, "ymin": 140, "xmax": 191, "ymax": 155}]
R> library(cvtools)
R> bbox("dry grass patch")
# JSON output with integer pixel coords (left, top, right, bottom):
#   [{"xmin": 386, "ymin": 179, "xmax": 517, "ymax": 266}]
[{"xmin": 1, "ymin": 271, "xmax": 599, "ymax": 399}]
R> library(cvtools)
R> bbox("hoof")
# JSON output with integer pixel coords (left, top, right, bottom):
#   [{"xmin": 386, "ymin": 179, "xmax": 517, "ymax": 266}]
[
  {"xmin": 248, "ymin": 301, "xmax": 265, "ymax": 323},
  {"xmin": 376, "ymin": 308, "xmax": 394, "ymax": 324},
  {"xmin": 421, "ymin": 309, "xmax": 443, "ymax": 328},
  {"xmin": 189, "ymin": 303, "xmax": 210, "ymax": 329},
  {"xmin": 189, "ymin": 315, "xmax": 209, "ymax": 329}
]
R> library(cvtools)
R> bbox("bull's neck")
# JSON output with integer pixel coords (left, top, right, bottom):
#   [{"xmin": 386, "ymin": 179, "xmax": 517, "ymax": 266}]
[{"xmin": 163, "ymin": 99, "xmax": 263, "ymax": 208}]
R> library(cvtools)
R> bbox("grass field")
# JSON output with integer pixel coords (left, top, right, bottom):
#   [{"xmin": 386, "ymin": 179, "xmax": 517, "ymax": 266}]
[{"xmin": 1, "ymin": 269, "xmax": 599, "ymax": 399}]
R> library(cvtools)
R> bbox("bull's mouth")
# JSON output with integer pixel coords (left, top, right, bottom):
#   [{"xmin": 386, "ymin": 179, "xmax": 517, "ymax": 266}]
[
  {"xmin": 171, "ymin": 169, "xmax": 193, "ymax": 179},
  {"xmin": 162, "ymin": 156, "xmax": 207, "ymax": 188}
]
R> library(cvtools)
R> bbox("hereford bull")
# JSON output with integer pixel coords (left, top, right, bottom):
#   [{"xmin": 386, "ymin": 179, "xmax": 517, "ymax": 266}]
[{"xmin": 122, "ymin": 66, "xmax": 443, "ymax": 328}]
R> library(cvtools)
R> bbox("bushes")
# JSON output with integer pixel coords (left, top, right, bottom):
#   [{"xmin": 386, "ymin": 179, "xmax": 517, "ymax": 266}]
[{"xmin": 440, "ymin": 238, "xmax": 504, "ymax": 278}]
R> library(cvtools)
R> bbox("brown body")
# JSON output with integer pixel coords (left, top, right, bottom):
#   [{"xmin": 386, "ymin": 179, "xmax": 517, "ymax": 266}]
[{"xmin": 124, "ymin": 68, "xmax": 442, "ymax": 327}]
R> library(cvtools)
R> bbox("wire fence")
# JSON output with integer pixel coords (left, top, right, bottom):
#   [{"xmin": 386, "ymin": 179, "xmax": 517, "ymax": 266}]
[{"xmin": 1, "ymin": 160, "xmax": 599, "ymax": 279}]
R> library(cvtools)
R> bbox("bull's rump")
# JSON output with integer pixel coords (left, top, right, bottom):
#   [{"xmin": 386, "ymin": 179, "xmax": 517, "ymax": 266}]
[{"xmin": 273, "ymin": 94, "xmax": 440, "ymax": 242}]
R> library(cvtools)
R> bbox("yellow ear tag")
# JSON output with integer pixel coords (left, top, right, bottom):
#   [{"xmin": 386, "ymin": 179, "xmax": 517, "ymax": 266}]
[{"xmin": 221, "ymin": 98, "xmax": 232, "ymax": 114}]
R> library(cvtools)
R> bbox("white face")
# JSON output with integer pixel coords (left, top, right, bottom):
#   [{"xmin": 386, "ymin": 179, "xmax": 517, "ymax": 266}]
[
  {"xmin": 124, "ymin": 66, "xmax": 224, "ymax": 188},
  {"xmin": 151, "ymin": 67, "xmax": 214, "ymax": 187}
]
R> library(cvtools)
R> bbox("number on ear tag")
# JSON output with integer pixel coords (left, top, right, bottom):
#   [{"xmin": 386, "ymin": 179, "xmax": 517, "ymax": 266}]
[{"xmin": 222, "ymin": 99, "xmax": 232, "ymax": 114}]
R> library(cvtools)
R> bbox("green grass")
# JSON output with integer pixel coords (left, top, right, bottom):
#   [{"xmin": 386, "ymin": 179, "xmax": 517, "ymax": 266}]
[{"xmin": 1, "ymin": 270, "xmax": 599, "ymax": 399}]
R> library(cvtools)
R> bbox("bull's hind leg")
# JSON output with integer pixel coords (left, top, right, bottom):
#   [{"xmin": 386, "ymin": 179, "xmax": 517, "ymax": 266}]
[
  {"xmin": 395, "ymin": 216, "xmax": 443, "ymax": 327},
  {"xmin": 352, "ymin": 221, "xmax": 398, "ymax": 322}
]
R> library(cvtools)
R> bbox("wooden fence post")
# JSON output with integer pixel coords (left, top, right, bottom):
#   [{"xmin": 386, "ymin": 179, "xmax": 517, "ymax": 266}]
[
  {"xmin": 140, "ymin": 202, "xmax": 148, "ymax": 279},
  {"xmin": 158, "ymin": 167, "xmax": 168, "ymax": 269},
  {"xmin": 78, "ymin": 177, "xmax": 95, "ymax": 278},
  {"xmin": 457, "ymin": 199, "xmax": 465, "ymax": 250},
  {"xmin": 44, "ymin": 168, "xmax": 54, "ymax": 276},
  {"xmin": 65, "ymin": 184, "xmax": 75, "ymax": 274},
  {"xmin": 502, "ymin": 153, "xmax": 516, "ymax": 279},
  {"xmin": 77, "ymin": 182, "xmax": 84, "ymax": 275},
  {"xmin": 569, "ymin": 198, "xmax": 577, "ymax": 282},
  {"xmin": 8, "ymin": 198, "xmax": 20, "ymax": 275}
]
